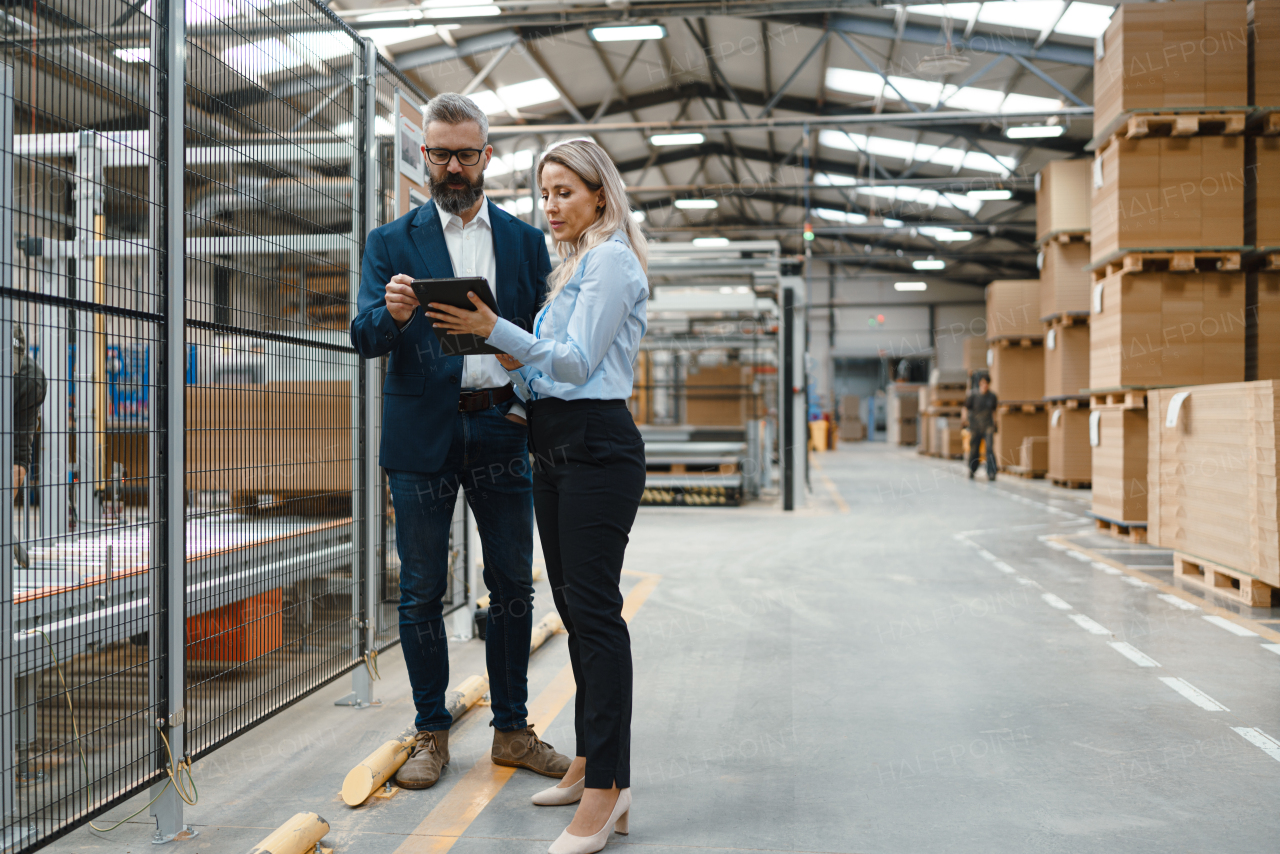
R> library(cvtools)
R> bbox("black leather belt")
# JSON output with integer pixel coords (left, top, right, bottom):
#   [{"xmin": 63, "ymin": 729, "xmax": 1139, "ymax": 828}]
[{"xmin": 459, "ymin": 384, "xmax": 515, "ymax": 412}]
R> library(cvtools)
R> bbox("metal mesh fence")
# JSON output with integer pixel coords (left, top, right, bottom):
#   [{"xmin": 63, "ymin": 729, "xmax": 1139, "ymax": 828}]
[{"xmin": 0, "ymin": 2, "xmax": 457, "ymax": 848}]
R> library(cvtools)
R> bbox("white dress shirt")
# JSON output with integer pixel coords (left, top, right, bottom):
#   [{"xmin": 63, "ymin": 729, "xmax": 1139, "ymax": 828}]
[{"xmin": 436, "ymin": 199, "xmax": 525, "ymax": 419}]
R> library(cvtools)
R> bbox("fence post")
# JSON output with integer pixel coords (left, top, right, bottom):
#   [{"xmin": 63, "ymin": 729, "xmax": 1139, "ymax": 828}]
[
  {"xmin": 337, "ymin": 36, "xmax": 381, "ymax": 709},
  {"xmin": 149, "ymin": 0, "xmax": 193, "ymax": 842}
]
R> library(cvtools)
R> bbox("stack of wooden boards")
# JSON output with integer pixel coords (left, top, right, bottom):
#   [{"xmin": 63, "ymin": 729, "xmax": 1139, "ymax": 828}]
[
  {"xmin": 1039, "ymin": 160, "xmax": 1094, "ymax": 487},
  {"xmin": 1085, "ymin": 0, "xmax": 1280, "ymax": 543},
  {"xmin": 916, "ymin": 370, "xmax": 966, "ymax": 459}
]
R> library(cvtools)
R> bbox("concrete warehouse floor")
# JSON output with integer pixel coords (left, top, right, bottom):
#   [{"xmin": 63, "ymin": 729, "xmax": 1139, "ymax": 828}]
[{"xmin": 51, "ymin": 443, "xmax": 1280, "ymax": 854}]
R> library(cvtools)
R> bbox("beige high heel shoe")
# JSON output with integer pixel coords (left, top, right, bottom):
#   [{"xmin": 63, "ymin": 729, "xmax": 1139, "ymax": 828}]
[
  {"xmin": 547, "ymin": 788, "xmax": 630, "ymax": 854},
  {"xmin": 532, "ymin": 774, "xmax": 585, "ymax": 806}
]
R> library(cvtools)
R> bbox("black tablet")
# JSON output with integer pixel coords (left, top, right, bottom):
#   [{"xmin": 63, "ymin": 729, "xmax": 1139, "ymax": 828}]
[{"xmin": 410, "ymin": 276, "xmax": 504, "ymax": 356}]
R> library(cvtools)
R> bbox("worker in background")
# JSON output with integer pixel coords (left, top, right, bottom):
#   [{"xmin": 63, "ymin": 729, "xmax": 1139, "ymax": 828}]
[
  {"xmin": 963, "ymin": 373, "xmax": 998, "ymax": 481},
  {"xmin": 12, "ymin": 324, "xmax": 47, "ymax": 568}
]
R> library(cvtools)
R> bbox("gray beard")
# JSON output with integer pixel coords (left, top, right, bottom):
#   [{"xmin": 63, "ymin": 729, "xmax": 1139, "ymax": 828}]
[{"xmin": 429, "ymin": 171, "xmax": 485, "ymax": 215}]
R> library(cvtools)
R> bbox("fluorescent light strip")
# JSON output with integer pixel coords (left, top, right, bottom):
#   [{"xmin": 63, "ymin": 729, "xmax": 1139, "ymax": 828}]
[
  {"xmin": 590, "ymin": 24, "xmax": 666, "ymax": 41},
  {"xmin": 1006, "ymin": 125, "xmax": 1066, "ymax": 139},
  {"xmin": 674, "ymin": 199, "xmax": 717, "ymax": 209},
  {"xmin": 893, "ymin": 281, "xmax": 927, "ymax": 291},
  {"xmin": 912, "ymin": 259, "xmax": 946, "ymax": 270},
  {"xmin": 650, "ymin": 132, "xmax": 704, "ymax": 146}
]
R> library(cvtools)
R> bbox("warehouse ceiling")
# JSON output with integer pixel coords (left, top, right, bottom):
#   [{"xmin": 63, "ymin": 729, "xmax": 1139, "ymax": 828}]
[
  {"xmin": 329, "ymin": 0, "xmax": 1113, "ymax": 284},
  {"xmin": 9, "ymin": 0, "xmax": 1118, "ymax": 285}
]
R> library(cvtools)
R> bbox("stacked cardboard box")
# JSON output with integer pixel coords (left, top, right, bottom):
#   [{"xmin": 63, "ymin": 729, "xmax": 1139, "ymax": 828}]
[
  {"xmin": 933, "ymin": 416, "xmax": 964, "ymax": 459},
  {"xmin": 993, "ymin": 407, "xmax": 1049, "ymax": 471},
  {"xmin": 1047, "ymin": 403, "xmax": 1092, "ymax": 486},
  {"xmin": 1090, "ymin": 135, "xmax": 1245, "ymax": 262},
  {"xmin": 838, "ymin": 395, "xmax": 867, "ymax": 441},
  {"xmin": 1089, "ymin": 269, "xmax": 1246, "ymax": 388},
  {"xmin": 1040, "ymin": 238, "xmax": 1093, "ymax": 321},
  {"xmin": 1093, "ymin": 0, "xmax": 1248, "ymax": 136},
  {"xmin": 988, "ymin": 340, "xmax": 1045, "ymax": 402},
  {"xmin": 1091, "ymin": 406, "xmax": 1149, "ymax": 527},
  {"xmin": 685, "ymin": 364, "xmax": 760, "ymax": 426},
  {"xmin": 1036, "ymin": 159, "xmax": 1092, "ymax": 246},
  {"xmin": 886, "ymin": 384, "xmax": 921, "ymax": 445},
  {"xmin": 963, "ymin": 336, "xmax": 988, "ymax": 375},
  {"xmin": 986, "ymin": 279, "xmax": 1043, "ymax": 340},
  {"xmin": 1016, "ymin": 436, "xmax": 1049, "ymax": 477},
  {"xmin": 1044, "ymin": 318, "xmax": 1090, "ymax": 398},
  {"xmin": 1148, "ymin": 381, "xmax": 1279, "ymax": 604}
]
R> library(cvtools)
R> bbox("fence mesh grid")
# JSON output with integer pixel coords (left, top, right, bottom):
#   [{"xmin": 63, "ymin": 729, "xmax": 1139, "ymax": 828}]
[{"xmin": 0, "ymin": 3, "xmax": 453, "ymax": 848}]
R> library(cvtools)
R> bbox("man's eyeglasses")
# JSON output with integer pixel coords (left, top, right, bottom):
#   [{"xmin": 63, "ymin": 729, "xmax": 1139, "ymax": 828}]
[{"xmin": 425, "ymin": 147, "xmax": 485, "ymax": 167}]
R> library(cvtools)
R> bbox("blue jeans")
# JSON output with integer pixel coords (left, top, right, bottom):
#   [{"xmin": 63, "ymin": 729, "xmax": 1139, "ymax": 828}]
[{"xmin": 386, "ymin": 402, "xmax": 534, "ymax": 733}]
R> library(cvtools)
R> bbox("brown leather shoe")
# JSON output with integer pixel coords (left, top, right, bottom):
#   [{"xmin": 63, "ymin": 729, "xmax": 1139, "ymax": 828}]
[
  {"xmin": 395, "ymin": 728, "xmax": 450, "ymax": 789},
  {"xmin": 491, "ymin": 725, "xmax": 571, "ymax": 778}
]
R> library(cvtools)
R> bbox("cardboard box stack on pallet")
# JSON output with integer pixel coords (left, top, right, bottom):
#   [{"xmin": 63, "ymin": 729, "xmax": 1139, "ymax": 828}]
[
  {"xmin": 1038, "ymin": 159, "xmax": 1095, "ymax": 487},
  {"xmin": 1087, "ymin": 0, "xmax": 1252, "ymax": 542},
  {"xmin": 917, "ymin": 369, "xmax": 966, "ymax": 459},
  {"xmin": 886, "ymin": 383, "xmax": 922, "ymax": 446},
  {"xmin": 985, "ymin": 278, "xmax": 1047, "ymax": 472},
  {"xmin": 1126, "ymin": 4, "xmax": 1280, "ymax": 605},
  {"xmin": 838, "ymin": 395, "xmax": 867, "ymax": 441},
  {"xmin": 1148, "ymin": 382, "xmax": 1279, "ymax": 606}
]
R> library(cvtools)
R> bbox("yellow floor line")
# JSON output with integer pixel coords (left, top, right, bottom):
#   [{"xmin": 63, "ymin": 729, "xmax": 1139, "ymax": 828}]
[
  {"xmin": 1049, "ymin": 535, "xmax": 1280, "ymax": 643},
  {"xmin": 809, "ymin": 455, "xmax": 850, "ymax": 514},
  {"xmin": 392, "ymin": 570, "xmax": 661, "ymax": 854}
]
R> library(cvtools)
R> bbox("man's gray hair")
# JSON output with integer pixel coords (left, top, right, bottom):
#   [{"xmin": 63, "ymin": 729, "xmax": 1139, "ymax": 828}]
[{"xmin": 422, "ymin": 92, "xmax": 488, "ymax": 142}]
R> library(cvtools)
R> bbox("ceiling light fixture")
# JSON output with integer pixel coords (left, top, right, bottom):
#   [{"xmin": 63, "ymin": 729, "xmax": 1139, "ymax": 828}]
[
  {"xmin": 590, "ymin": 24, "xmax": 667, "ymax": 41},
  {"xmin": 650, "ymin": 132, "xmax": 704, "ymax": 146},
  {"xmin": 693, "ymin": 237, "xmax": 731, "ymax": 246},
  {"xmin": 894, "ymin": 281, "xmax": 928, "ymax": 291},
  {"xmin": 1006, "ymin": 125, "xmax": 1066, "ymax": 139},
  {"xmin": 968, "ymin": 189, "xmax": 1013, "ymax": 200},
  {"xmin": 674, "ymin": 199, "xmax": 718, "ymax": 209},
  {"xmin": 913, "ymin": 259, "xmax": 946, "ymax": 270}
]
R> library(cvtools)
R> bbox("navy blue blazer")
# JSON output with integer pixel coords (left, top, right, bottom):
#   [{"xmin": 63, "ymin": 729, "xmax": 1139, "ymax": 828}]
[{"xmin": 350, "ymin": 199, "xmax": 551, "ymax": 473}]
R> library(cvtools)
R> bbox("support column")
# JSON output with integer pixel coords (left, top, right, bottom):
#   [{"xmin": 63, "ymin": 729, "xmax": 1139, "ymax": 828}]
[
  {"xmin": 149, "ymin": 0, "xmax": 193, "ymax": 842},
  {"xmin": 73, "ymin": 132, "xmax": 104, "ymax": 529},
  {"xmin": 780, "ymin": 276, "xmax": 807, "ymax": 511}
]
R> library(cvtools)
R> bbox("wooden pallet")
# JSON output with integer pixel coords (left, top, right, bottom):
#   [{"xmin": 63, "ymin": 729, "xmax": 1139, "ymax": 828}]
[
  {"xmin": 1050, "ymin": 477, "xmax": 1091, "ymax": 489},
  {"xmin": 1250, "ymin": 108, "xmax": 1280, "ymax": 136},
  {"xmin": 1095, "ymin": 517, "xmax": 1148, "ymax": 544},
  {"xmin": 989, "ymin": 336, "xmax": 1044, "ymax": 348},
  {"xmin": 231, "ymin": 489, "xmax": 350, "ymax": 517},
  {"xmin": 1174, "ymin": 552, "xmax": 1274, "ymax": 607},
  {"xmin": 1045, "ymin": 395, "xmax": 1090, "ymax": 409},
  {"xmin": 646, "ymin": 462, "xmax": 738, "ymax": 474},
  {"xmin": 1002, "ymin": 465, "xmax": 1046, "ymax": 479},
  {"xmin": 997, "ymin": 401, "xmax": 1047, "ymax": 414},
  {"xmin": 1038, "ymin": 230, "xmax": 1090, "ymax": 248},
  {"xmin": 1093, "ymin": 109, "xmax": 1248, "ymax": 152},
  {"xmin": 1088, "ymin": 389, "xmax": 1148, "ymax": 411},
  {"xmin": 1254, "ymin": 248, "xmax": 1280, "ymax": 271},
  {"xmin": 1041, "ymin": 312, "xmax": 1089, "ymax": 328},
  {"xmin": 1090, "ymin": 250, "xmax": 1243, "ymax": 282}
]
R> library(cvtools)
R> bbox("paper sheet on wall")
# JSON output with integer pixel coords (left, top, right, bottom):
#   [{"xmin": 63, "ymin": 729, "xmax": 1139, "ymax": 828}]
[
  {"xmin": 1089, "ymin": 410, "xmax": 1101, "ymax": 447},
  {"xmin": 1165, "ymin": 391, "xmax": 1191, "ymax": 428}
]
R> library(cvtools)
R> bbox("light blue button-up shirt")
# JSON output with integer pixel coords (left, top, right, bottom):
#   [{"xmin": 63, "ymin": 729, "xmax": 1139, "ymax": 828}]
[{"xmin": 487, "ymin": 230, "xmax": 647, "ymax": 402}]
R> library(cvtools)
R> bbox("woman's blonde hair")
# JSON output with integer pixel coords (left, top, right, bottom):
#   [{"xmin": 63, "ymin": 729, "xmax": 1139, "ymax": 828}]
[{"xmin": 538, "ymin": 138, "xmax": 648, "ymax": 303}]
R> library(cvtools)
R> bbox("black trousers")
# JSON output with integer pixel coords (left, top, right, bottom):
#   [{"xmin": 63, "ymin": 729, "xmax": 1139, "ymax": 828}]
[
  {"xmin": 968, "ymin": 427, "xmax": 997, "ymax": 478},
  {"xmin": 528, "ymin": 397, "xmax": 646, "ymax": 789}
]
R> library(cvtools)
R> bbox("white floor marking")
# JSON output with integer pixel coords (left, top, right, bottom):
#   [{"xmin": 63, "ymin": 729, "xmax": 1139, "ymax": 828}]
[
  {"xmin": 1231, "ymin": 727, "xmax": 1280, "ymax": 763},
  {"xmin": 1041, "ymin": 593, "xmax": 1073, "ymax": 611},
  {"xmin": 1159, "ymin": 677, "xmax": 1229, "ymax": 711},
  {"xmin": 1202, "ymin": 615, "xmax": 1260, "ymax": 637},
  {"xmin": 1068, "ymin": 613, "xmax": 1111, "ymax": 635},
  {"xmin": 1065, "ymin": 550, "xmax": 1092, "ymax": 562},
  {"xmin": 1044, "ymin": 540, "xmax": 1068, "ymax": 551},
  {"xmin": 1120, "ymin": 576, "xmax": 1153, "ymax": 589},
  {"xmin": 1157, "ymin": 593, "xmax": 1200, "ymax": 611},
  {"xmin": 1091, "ymin": 561, "xmax": 1123, "ymax": 575},
  {"xmin": 992, "ymin": 560, "xmax": 1017, "ymax": 574},
  {"xmin": 977, "ymin": 549, "xmax": 998, "ymax": 562},
  {"xmin": 1108, "ymin": 642, "xmax": 1161, "ymax": 667},
  {"xmin": 1015, "ymin": 576, "xmax": 1042, "ymax": 588},
  {"xmin": 1263, "ymin": 644, "xmax": 1280, "ymax": 657}
]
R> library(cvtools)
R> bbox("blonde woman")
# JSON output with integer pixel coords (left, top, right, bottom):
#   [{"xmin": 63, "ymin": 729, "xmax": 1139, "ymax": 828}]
[{"xmin": 426, "ymin": 138, "xmax": 647, "ymax": 854}]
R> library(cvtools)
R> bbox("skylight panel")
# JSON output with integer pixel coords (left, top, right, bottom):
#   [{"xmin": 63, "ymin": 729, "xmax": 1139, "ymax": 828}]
[
  {"xmin": 864, "ymin": 136, "xmax": 919, "ymax": 162},
  {"xmin": 814, "ymin": 173, "xmax": 858, "ymax": 186},
  {"xmin": 468, "ymin": 91, "xmax": 507, "ymax": 115},
  {"xmin": 814, "ymin": 208, "xmax": 870, "ymax": 224},
  {"xmin": 1001, "ymin": 92, "xmax": 1064, "ymax": 113},
  {"xmin": 940, "ymin": 85, "xmax": 1005, "ymax": 112},
  {"xmin": 976, "ymin": 1, "xmax": 1065, "ymax": 30},
  {"xmin": 896, "ymin": 3, "xmax": 981, "ymax": 20},
  {"xmin": 290, "ymin": 32, "xmax": 357, "ymax": 62},
  {"xmin": 496, "ymin": 78, "xmax": 560, "ymax": 109},
  {"xmin": 963, "ymin": 150, "xmax": 1016, "ymax": 173},
  {"xmin": 221, "ymin": 38, "xmax": 302, "ymax": 78},
  {"xmin": 825, "ymin": 67, "xmax": 885, "ymax": 99},
  {"xmin": 1053, "ymin": 1, "xmax": 1116, "ymax": 38},
  {"xmin": 885, "ymin": 75, "xmax": 944, "ymax": 105},
  {"xmin": 945, "ymin": 193, "xmax": 983, "ymax": 214}
]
